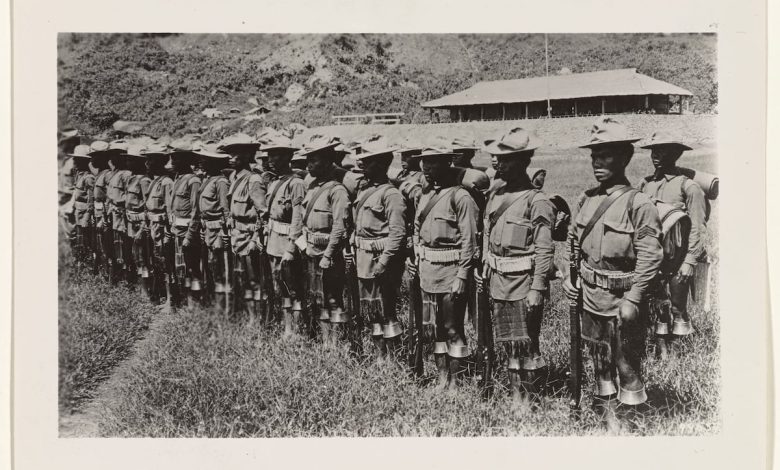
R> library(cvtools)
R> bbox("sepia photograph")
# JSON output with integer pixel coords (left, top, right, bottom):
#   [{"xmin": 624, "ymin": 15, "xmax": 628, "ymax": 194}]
[{"xmin": 55, "ymin": 32, "xmax": 722, "ymax": 438}]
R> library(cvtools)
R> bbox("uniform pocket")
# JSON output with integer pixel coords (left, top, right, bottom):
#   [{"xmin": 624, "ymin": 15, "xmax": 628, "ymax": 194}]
[
  {"xmin": 501, "ymin": 216, "xmax": 533, "ymax": 251},
  {"xmin": 308, "ymin": 208, "xmax": 332, "ymax": 232},
  {"xmin": 601, "ymin": 218, "xmax": 635, "ymax": 261},
  {"xmin": 430, "ymin": 211, "xmax": 458, "ymax": 244},
  {"xmin": 361, "ymin": 204, "xmax": 386, "ymax": 233}
]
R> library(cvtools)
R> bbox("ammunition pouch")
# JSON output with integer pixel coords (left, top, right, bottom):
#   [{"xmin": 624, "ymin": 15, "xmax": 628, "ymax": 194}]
[
  {"xmin": 269, "ymin": 219, "xmax": 291, "ymax": 236},
  {"xmin": 580, "ymin": 262, "xmax": 634, "ymax": 291},
  {"xmin": 148, "ymin": 212, "xmax": 167, "ymax": 223},
  {"xmin": 203, "ymin": 219, "xmax": 224, "ymax": 230},
  {"xmin": 418, "ymin": 246, "xmax": 461, "ymax": 264},
  {"xmin": 304, "ymin": 228, "xmax": 331, "ymax": 250},
  {"xmin": 485, "ymin": 252, "xmax": 533, "ymax": 274},
  {"xmin": 126, "ymin": 211, "xmax": 147, "ymax": 223},
  {"xmin": 355, "ymin": 236, "xmax": 387, "ymax": 254}
]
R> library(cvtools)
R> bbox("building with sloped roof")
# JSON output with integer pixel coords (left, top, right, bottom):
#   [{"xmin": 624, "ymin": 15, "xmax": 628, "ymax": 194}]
[{"xmin": 421, "ymin": 68, "xmax": 694, "ymax": 122}]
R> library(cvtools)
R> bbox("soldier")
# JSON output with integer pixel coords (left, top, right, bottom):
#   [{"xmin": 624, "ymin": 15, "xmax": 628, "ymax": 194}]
[
  {"xmin": 290, "ymin": 152, "xmax": 308, "ymax": 175},
  {"xmin": 195, "ymin": 147, "xmax": 232, "ymax": 314},
  {"xmin": 89, "ymin": 141, "xmax": 114, "ymax": 277},
  {"xmin": 143, "ymin": 144, "xmax": 175, "ymax": 309},
  {"xmin": 106, "ymin": 139, "xmax": 132, "ymax": 282},
  {"xmin": 168, "ymin": 140, "xmax": 203, "ymax": 309},
  {"xmin": 260, "ymin": 134, "xmax": 307, "ymax": 338},
  {"xmin": 562, "ymin": 117, "xmax": 663, "ymax": 432},
  {"xmin": 451, "ymin": 136, "xmax": 487, "ymax": 171},
  {"xmin": 480, "ymin": 128, "xmax": 555, "ymax": 406},
  {"xmin": 351, "ymin": 143, "xmax": 407, "ymax": 361},
  {"xmin": 639, "ymin": 132, "xmax": 707, "ymax": 356},
  {"xmin": 221, "ymin": 134, "xmax": 267, "ymax": 324},
  {"xmin": 66, "ymin": 144, "xmax": 96, "ymax": 268},
  {"xmin": 300, "ymin": 138, "xmax": 351, "ymax": 344},
  {"xmin": 412, "ymin": 148, "xmax": 480, "ymax": 390},
  {"xmin": 124, "ymin": 144, "xmax": 153, "ymax": 294},
  {"xmin": 58, "ymin": 128, "xmax": 81, "ymax": 206}
]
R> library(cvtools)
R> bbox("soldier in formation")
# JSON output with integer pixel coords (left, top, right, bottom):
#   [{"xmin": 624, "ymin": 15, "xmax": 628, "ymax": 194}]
[{"xmin": 64, "ymin": 115, "xmax": 714, "ymax": 432}]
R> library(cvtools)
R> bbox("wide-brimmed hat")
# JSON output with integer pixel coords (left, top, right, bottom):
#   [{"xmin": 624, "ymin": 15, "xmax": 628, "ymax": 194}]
[
  {"xmin": 59, "ymin": 128, "xmax": 80, "ymax": 145},
  {"xmin": 217, "ymin": 133, "xmax": 261, "ymax": 154},
  {"xmin": 302, "ymin": 134, "xmax": 346, "ymax": 158},
  {"xmin": 355, "ymin": 136, "xmax": 396, "ymax": 161},
  {"xmin": 640, "ymin": 131, "xmax": 693, "ymax": 151},
  {"xmin": 68, "ymin": 144, "xmax": 92, "ymax": 159},
  {"xmin": 579, "ymin": 117, "xmax": 640, "ymax": 149},
  {"xmin": 291, "ymin": 151, "xmax": 307, "ymax": 163},
  {"xmin": 485, "ymin": 127, "xmax": 543, "ymax": 155},
  {"xmin": 451, "ymin": 136, "xmax": 479, "ymax": 151},
  {"xmin": 418, "ymin": 147, "xmax": 460, "ymax": 159},
  {"xmin": 258, "ymin": 131, "xmax": 298, "ymax": 152},
  {"xmin": 109, "ymin": 139, "xmax": 130, "ymax": 153},
  {"xmin": 193, "ymin": 146, "xmax": 230, "ymax": 161},
  {"xmin": 168, "ymin": 137, "xmax": 201, "ymax": 163},
  {"xmin": 87, "ymin": 140, "xmax": 112, "ymax": 159},
  {"xmin": 141, "ymin": 143, "xmax": 170, "ymax": 158},
  {"xmin": 122, "ymin": 144, "xmax": 149, "ymax": 159}
]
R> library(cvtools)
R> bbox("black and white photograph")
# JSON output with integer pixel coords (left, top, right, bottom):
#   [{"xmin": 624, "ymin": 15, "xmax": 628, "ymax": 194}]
[{"xmin": 56, "ymin": 32, "xmax": 721, "ymax": 437}]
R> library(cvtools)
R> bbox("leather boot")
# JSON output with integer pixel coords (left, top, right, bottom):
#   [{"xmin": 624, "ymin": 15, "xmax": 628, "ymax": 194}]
[
  {"xmin": 594, "ymin": 395, "xmax": 623, "ymax": 434},
  {"xmin": 434, "ymin": 353, "xmax": 449, "ymax": 390}
]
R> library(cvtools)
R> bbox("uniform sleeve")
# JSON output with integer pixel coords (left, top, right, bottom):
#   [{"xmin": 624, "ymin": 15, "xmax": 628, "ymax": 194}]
[
  {"xmin": 287, "ymin": 179, "xmax": 307, "ymax": 254},
  {"xmin": 624, "ymin": 196, "xmax": 664, "ymax": 305},
  {"xmin": 323, "ymin": 186, "xmax": 350, "ymax": 259},
  {"xmin": 185, "ymin": 179, "xmax": 201, "ymax": 241},
  {"xmin": 454, "ymin": 190, "xmax": 479, "ymax": 281},
  {"xmin": 140, "ymin": 177, "xmax": 152, "ymax": 201},
  {"xmin": 217, "ymin": 179, "xmax": 230, "ymax": 222},
  {"xmin": 683, "ymin": 179, "xmax": 707, "ymax": 266},
  {"xmin": 86, "ymin": 175, "xmax": 96, "ymax": 207},
  {"xmin": 378, "ymin": 190, "xmax": 407, "ymax": 266},
  {"xmin": 164, "ymin": 179, "xmax": 174, "ymax": 225},
  {"xmin": 530, "ymin": 195, "xmax": 556, "ymax": 291},
  {"xmin": 413, "ymin": 193, "xmax": 422, "ymax": 251}
]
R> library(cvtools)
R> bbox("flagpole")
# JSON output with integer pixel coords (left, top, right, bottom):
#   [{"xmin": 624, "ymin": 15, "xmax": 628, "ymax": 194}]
[{"xmin": 545, "ymin": 33, "xmax": 551, "ymax": 118}]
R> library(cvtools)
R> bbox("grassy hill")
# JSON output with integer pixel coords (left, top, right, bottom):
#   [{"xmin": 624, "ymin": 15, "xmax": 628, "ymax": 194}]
[{"xmin": 57, "ymin": 33, "xmax": 717, "ymax": 138}]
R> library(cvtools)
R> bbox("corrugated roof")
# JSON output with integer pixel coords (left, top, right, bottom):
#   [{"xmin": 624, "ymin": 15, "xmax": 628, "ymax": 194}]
[{"xmin": 421, "ymin": 68, "xmax": 693, "ymax": 108}]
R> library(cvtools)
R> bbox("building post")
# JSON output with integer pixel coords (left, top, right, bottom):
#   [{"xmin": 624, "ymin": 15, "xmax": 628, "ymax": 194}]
[
  {"xmin": 502, "ymin": 104, "xmax": 506, "ymax": 120},
  {"xmin": 574, "ymin": 100, "xmax": 578, "ymax": 117},
  {"xmin": 458, "ymin": 107, "xmax": 462, "ymax": 122},
  {"xmin": 480, "ymin": 105, "xmax": 484, "ymax": 121},
  {"xmin": 645, "ymin": 95, "xmax": 649, "ymax": 110},
  {"xmin": 601, "ymin": 98, "xmax": 606, "ymax": 115},
  {"xmin": 525, "ymin": 103, "xmax": 529, "ymax": 119},
  {"xmin": 685, "ymin": 96, "xmax": 690, "ymax": 113}
]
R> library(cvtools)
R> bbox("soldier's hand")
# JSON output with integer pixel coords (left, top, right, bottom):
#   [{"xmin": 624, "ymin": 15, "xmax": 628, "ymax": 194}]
[
  {"xmin": 451, "ymin": 277, "xmax": 466, "ymax": 298},
  {"xmin": 281, "ymin": 250, "xmax": 295, "ymax": 264},
  {"xmin": 677, "ymin": 263, "xmax": 694, "ymax": 284},
  {"xmin": 371, "ymin": 261, "xmax": 387, "ymax": 278},
  {"xmin": 563, "ymin": 277, "xmax": 578, "ymax": 301},
  {"xmin": 319, "ymin": 256, "xmax": 332, "ymax": 270},
  {"xmin": 182, "ymin": 238, "xmax": 191, "ymax": 248},
  {"xmin": 405, "ymin": 257, "xmax": 418, "ymax": 276},
  {"xmin": 343, "ymin": 250, "xmax": 354, "ymax": 267},
  {"xmin": 619, "ymin": 299, "xmax": 639, "ymax": 323},
  {"xmin": 474, "ymin": 269, "xmax": 483, "ymax": 291},
  {"xmin": 221, "ymin": 234, "xmax": 230, "ymax": 246},
  {"xmin": 526, "ymin": 289, "xmax": 543, "ymax": 310}
]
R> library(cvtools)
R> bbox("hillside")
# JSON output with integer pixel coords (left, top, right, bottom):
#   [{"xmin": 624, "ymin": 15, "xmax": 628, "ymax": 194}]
[{"xmin": 57, "ymin": 33, "xmax": 717, "ymax": 138}]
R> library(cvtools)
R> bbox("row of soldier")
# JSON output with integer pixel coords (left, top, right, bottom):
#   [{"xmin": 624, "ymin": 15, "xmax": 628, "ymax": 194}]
[{"xmin": 60, "ymin": 117, "xmax": 715, "ymax": 431}]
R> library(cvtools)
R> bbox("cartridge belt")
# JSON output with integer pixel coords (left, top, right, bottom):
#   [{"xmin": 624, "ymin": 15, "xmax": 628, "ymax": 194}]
[
  {"xmin": 74, "ymin": 201, "xmax": 91, "ymax": 211},
  {"xmin": 126, "ymin": 211, "xmax": 147, "ymax": 222},
  {"xmin": 269, "ymin": 219, "xmax": 291, "ymax": 235},
  {"xmin": 147, "ymin": 212, "xmax": 167, "ymax": 223},
  {"xmin": 304, "ymin": 227, "xmax": 330, "ymax": 248},
  {"xmin": 418, "ymin": 246, "xmax": 460, "ymax": 264},
  {"xmin": 202, "ymin": 219, "xmax": 224, "ymax": 230},
  {"xmin": 486, "ymin": 252, "xmax": 533, "ymax": 274},
  {"xmin": 580, "ymin": 262, "xmax": 634, "ymax": 291},
  {"xmin": 355, "ymin": 236, "xmax": 386, "ymax": 253},
  {"xmin": 172, "ymin": 216, "xmax": 192, "ymax": 228}
]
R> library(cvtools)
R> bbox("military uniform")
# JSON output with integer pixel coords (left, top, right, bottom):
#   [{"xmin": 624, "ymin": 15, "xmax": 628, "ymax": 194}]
[
  {"xmin": 170, "ymin": 171, "xmax": 202, "ymax": 292},
  {"xmin": 228, "ymin": 168, "xmax": 268, "ymax": 308},
  {"xmin": 125, "ymin": 170, "xmax": 152, "ymax": 281},
  {"xmin": 569, "ymin": 179, "xmax": 663, "ymax": 404},
  {"xmin": 198, "ymin": 171, "xmax": 231, "ymax": 296},
  {"xmin": 301, "ymin": 169, "xmax": 351, "ymax": 336},
  {"xmin": 266, "ymin": 171, "xmax": 307, "ymax": 326},
  {"xmin": 640, "ymin": 167, "xmax": 707, "ymax": 337},
  {"xmin": 353, "ymin": 177, "xmax": 407, "ymax": 352},
  {"xmin": 483, "ymin": 181, "xmax": 555, "ymax": 384},
  {"xmin": 93, "ymin": 155, "xmax": 114, "ymax": 276},
  {"xmin": 145, "ymin": 169, "xmax": 174, "ymax": 302},
  {"xmin": 414, "ymin": 171, "xmax": 479, "ymax": 381},
  {"xmin": 69, "ymin": 157, "xmax": 96, "ymax": 265},
  {"xmin": 107, "ymin": 165, "xmax": 132, "ymax": 275}
]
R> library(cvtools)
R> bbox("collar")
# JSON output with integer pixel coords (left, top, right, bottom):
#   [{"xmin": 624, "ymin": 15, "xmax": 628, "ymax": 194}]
[
  {"xmin": 653, "ymin": 167, "xmax": 682, "ymax": 181},
  {"xmin": 600, "ymin": 177, "xmax": 631, "ymax": 195}
]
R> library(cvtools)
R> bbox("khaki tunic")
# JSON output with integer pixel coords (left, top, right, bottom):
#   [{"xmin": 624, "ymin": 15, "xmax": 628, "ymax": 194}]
[
  {"xmin": 107, "ymin": 169, "xmax": 132, "ymax": 232},
  {"xmin": 414, "ymin": 184, "xmax": 479, "ymax": 294},
  {"xmin": 484, "ymin": 182, "xmax": 555, "ymax": 301},
  {"xmin": 302, "ymin": 177, "xmax": 350, "ymax": 259},
  {"xmin": 198, "ymin": 174, "xmax": 230, "ymax": 249},
  {"xmin": 639, "ymin": 170, "xmax": 707, "ymax": 266},
  {"xmin": 145, "ymin": 175, "xmax": 173, "ymax": 246},
  {"xmin": 169, "ymin": 173, "xmax": 201, "ymax": 242},
  {"xmin": 228, "ymin": 169, "xmax": 267, "ymax": 256},
  {"xmin": 353, "ymin": 180, "xmax": 407, "ymax": 279},
  {"xmin": 266, "ymin": 173, "xmax": 307, "ymax": 258},
  {"xmin": 93, "ymin": 169, "xmax": 113, "ymax": 224},
  {"xmin": 568, "ymin": 181, "xmax": 663, "ymax": 316},
  {"xmin": 125, "ymin": 174, "xmax": 151, "ymax": 239},
  {"xmin": 71, "ymin": 171, "xmax": 95, "ymax": 227}
]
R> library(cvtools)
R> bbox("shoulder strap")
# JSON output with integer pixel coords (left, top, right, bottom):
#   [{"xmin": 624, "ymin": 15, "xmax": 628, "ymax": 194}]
[
  {"xmin": 579, "ymin": 186, "xmax": 635, "ymax": 244},
  {"xmin": 303, "ymin": 180, "xmax": 337, "ymax": 225},
  {"xmin": 229, "ymin": 171, "xmax": 252, "ymax": 198},
  {"xmin": 418, "ymin": 186, "xmax": 457, "ymax": 225},
  {"xmin": 268, "ymin": 174, "xmax": 294, "ymax": 207},
  {"xmin": 356, "ymin": 183, "xmax": 391, "ymax": 210},
  {"xmin": 488, "ymin": 189, "xmax": 538, "ymax": 230}
]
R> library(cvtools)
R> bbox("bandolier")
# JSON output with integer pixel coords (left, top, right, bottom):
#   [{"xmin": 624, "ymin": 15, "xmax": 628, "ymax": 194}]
[
  {"xmin": 639, "ymin": 132, "xmax": 707, "ymax": 355},
  {"xmin": 195, "ymin": 148, "xmax": 231, "ymax": 312},
  {"xmin": 300, "ymin": 138, "xmax": 351, "ymax": 344},
  {"xmin": 482, "ymin": 127, "xmax": 555, "ymax": 405},
  {"xmin": 414, "ymin": 148, "xmax": 479, "ymax": 390},
  {"xmin": 222, "ymin": 134, "xmax": 267, "ymax": 323},
  {"xmin": 352, "ymin": 144, "xmax": 407, "ymax": 361},
  {"xmin": 565, "ymin": 117, "xmax": 663, "ymax": 432},
  {"xmin": 144, "ymin": 145, "xmax": 175, "ymax": 308},
  {"xmin": 260, "ymin": 134, "xmax": 307, "ymax": 339},
  {"xmin": 169, "ymin": 142, "xmax": 203, "ymax": 308},
  {"xmin": 124, "ymin": 145, "xmax": 153, "ymax": 293},
  {"xmin": 67, "ymin": 145, "xmax": 96, "ymax": 267},
  {"xmin": 106, "ymin": 140, "xmax": 132, "ymax": 281}
]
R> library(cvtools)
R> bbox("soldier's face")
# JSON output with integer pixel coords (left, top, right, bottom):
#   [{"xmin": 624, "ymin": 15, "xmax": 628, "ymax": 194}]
[
  {"xmin": 268, "ymin": 150, "xmax": 294, "ymax": 171},
  {"xmin": 495, "ymin": 153, "xmax": 530, "ymax": 181},
  {"xmin": 307, "ymin": 153, "xmax": 331, "ymax": 178},
  {"xmin": 362, "ymin": 157, "xmax": 388, "ymax": 180},
  {"xmin": 422, "ymin": 157, "xmax": 450, "ymax": 184},
  {"xmin": 590, "ymin": 147, "xmax": 626, "ymax": 183},
  {"xmin": 401, "ymin": 155, "xmax": 410, "ymax": 170},
  {"xmin": 491, "ymin": 155, "xmax": 498, "ymax": 170},
  {"xmin": 230, "ymin": 151, "xmax": 253, "ymax": 169},
  {"xmin": 650, "ymin": 146, "xmax": 682, "ymax": 170}
]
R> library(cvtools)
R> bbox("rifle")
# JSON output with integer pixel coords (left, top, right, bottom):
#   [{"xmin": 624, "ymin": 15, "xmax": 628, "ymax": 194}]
[
  {"xmin": 344, "ymin": 243, "xmax": 363, "ymax": 355},
  {"xmin": 475, "ymin": 264, "xmax": 495, "ymax": 398},
  {"xmin": 406, "ymin": 252, "xmax": 424, "ymax": 377},
  {"xmin": 223, "ymin": 225, "xmax": 232, "ymax": 317},
  {"xmin": 568, "ymin": 237, "xmax": 583, "ymax": 410}
]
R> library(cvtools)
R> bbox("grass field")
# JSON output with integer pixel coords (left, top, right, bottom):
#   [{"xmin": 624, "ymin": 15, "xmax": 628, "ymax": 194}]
[{"xmin": 59, "ymin": 146, "xmax": 719, "ymax": 437}]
